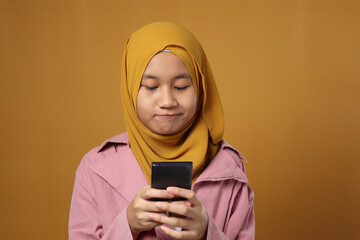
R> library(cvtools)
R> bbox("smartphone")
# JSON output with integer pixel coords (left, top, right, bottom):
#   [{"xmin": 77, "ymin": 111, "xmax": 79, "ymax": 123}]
[{"xmin": 151, "ymin": 162, "xmax": 192, "ymax": 201}]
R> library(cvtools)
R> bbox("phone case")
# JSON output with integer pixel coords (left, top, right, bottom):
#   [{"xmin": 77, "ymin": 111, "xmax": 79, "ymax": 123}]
[{"xmin": 151, "ymin": 162, "xmax": 193, "ymax": 190}]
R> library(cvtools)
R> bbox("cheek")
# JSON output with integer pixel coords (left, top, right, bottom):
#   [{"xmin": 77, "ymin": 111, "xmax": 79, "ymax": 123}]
[
  {"xmin": 136, "ymin": 103, "xmax": 151, "ymax": 128},
  {"xmin": 184, "ymin": 91, "xmax": 197, "ymax": 116},
  {"xmin": 136, "ymin": 91, "xmax": 149, "ymax": 119}
]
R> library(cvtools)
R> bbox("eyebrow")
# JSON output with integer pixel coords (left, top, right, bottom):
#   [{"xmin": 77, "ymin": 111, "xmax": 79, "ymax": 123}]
[
  {"xmin": 142, "ymin": 74, "xmax": 159, "ymax": 80},
  {"xmin": 142, "ymin": 73, "xmax": 191, "ymax": 80},
  {"xmin": 174, "ymin": 73, "xmax": 191, "ymax": 80}
]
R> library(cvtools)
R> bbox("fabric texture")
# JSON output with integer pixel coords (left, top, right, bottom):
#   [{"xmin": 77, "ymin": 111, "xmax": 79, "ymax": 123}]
[
  {"xmin": 69, "ymin": 133, "xmax": 255, "ymax": 240},
  {"xmin": 120, "ymin": 22, "xmax": 224, "ymax": 182}
]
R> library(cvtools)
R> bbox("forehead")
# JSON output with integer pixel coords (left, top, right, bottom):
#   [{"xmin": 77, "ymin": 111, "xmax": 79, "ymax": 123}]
[{"xmin": 143, "ymin": 52, "xmax": 189, "ymax": 74}]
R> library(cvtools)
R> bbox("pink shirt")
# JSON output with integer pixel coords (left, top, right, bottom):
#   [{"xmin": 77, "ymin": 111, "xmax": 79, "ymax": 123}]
[{"xmin": 69, "ymin": 133, "xmax": 255, "ymax": 239}]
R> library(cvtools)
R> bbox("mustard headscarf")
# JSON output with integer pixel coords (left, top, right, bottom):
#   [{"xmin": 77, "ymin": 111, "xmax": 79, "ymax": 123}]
[{"xmin": 120, "ymin": 22, "xmax": 224, "ymax": 183}]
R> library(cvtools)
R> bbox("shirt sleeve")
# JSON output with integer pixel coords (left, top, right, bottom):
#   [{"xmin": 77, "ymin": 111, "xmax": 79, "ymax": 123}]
[
  {"xmin": 68, "ymin": 158, "xmax": 134, "ymax": 240},
  {"xmin": 206, "ymin": 184, "xmax": 255, "ymax": 240}
]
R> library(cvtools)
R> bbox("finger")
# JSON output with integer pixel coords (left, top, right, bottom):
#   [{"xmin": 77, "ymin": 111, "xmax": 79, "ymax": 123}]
[
  {"xmin": 155, "ymin": 201, "xmax": 196, "ymax": 219},
  {"xmin": 167, "ymin": 187, "xmax": 200, "ymax": 205},
  {"xmin": 171, "ymin": 200, "xmax": 192, "ymax": 207},
  {"xmin": 130, "ymin": 210, "xmax": 162, "ymax": 231},
  {"xmin": 148, "ymin": 212, "xmax": 188, "ymax": 229},
  {"xmin": 160, "ymin": 225, "xmax": 195, "ymax": 239},
  {"xmin": 140, "ymin": 186, "xmax": 174, "ymax": 200},
  {"xmin": 132, "ymin": 198, "xmax": 167, "ymax": 213},
  {"xmin": 168, "ymin": 201, "xmax": 195, "ymax": 217},
  {"xmin": 137, "ymin": 211, "xmax": 159, "ymax": 224}
]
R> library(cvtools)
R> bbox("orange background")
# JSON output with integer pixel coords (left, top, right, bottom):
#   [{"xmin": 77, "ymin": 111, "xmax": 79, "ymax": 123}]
[{"xmin": 1, "ymin": 1, "xmax": 359, "ymax": 239}]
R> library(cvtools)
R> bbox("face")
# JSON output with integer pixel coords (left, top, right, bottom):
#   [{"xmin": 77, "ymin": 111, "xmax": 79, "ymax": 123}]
[{"xmin": 136, "ymin": 52, "xmax": 197, "ymax": 135}]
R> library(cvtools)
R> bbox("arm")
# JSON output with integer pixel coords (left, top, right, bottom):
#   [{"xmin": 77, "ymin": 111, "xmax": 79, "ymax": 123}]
[
  {"xmin": 69, "ymin": 167, "xmax": 176, "ymax": 240},
  {"xmin": 68, "ymin": 171, "xmax": 134, "ymax": 240},
  {"xmin": 207, "ymin": 185, "xmax": 255, "ymax": 240}
]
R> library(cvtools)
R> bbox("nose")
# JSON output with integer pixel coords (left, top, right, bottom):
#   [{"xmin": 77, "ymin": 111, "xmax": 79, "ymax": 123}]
[{"xmin": 158, "ymin": 88, "xmax": 177, "ymax": 108}]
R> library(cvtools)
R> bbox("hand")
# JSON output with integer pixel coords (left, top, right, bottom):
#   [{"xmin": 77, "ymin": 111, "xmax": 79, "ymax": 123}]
[
  {"xmin": 149, "ymin": 187, "xmax": 209, "ymax": 240},
  {"xmin": 126, "ymin": 185, "xmax": 174, "ymax": 239}
]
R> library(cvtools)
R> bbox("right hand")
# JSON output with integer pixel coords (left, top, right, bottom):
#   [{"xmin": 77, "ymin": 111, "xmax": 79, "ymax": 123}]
[{"xmin": 126, "ymin": 185, "xmax": 174, "ymax": 239}]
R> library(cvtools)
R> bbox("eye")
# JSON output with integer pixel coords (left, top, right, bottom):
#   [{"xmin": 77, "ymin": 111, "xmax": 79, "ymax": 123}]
[
  {"xmin": 174, "ymin": 86, "xmax": 189, "ymax": 90},
  {"xmin": 143, "ymin": 86, "xmax": 158, "ymax": 90}
]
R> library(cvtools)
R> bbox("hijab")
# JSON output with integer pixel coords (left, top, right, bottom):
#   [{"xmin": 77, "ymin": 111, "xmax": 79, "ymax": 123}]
[{"xmin": 120, "ymin": 22, "xmax": 224, "ymax": 183}]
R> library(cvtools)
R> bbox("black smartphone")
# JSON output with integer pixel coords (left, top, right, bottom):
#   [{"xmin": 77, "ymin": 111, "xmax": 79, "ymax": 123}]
[{"xmin": 151, "ymin": 162, "xmax": 192, "ymax": 201}]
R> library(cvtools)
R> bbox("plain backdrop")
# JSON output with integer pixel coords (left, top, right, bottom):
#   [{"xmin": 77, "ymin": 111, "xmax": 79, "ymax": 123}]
[{"xmin": 0, "ymin": 0, "xmax": 359, "ymax": 239}]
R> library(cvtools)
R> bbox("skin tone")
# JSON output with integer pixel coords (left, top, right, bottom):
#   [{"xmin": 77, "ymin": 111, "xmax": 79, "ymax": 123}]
[
  {"xmin": 127, "ymin": 52, "xmax": 208, "ymax": 239},
  {"xmin": 136, "ymin": 51, "xmax": 197, "ymax": 135}
]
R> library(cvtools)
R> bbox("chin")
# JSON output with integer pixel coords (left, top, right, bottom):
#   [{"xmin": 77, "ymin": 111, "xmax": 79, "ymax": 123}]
[{"xmin": 153, "ymin": 127, "xmax": 179, "ymax": 135}]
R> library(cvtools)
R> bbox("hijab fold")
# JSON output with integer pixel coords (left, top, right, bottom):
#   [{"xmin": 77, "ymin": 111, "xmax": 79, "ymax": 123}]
[{"xmin": 120, "ymin": 22, "xmax": 224, "ymax": 183}]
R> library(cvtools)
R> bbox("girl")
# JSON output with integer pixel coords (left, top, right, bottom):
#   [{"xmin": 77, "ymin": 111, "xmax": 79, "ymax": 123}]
[{"xmin": 69, "ymin": 22, "xmax": 255, "ymax": 240}]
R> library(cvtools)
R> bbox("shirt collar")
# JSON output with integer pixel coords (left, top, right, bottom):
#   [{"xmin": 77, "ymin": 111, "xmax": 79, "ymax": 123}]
[
  {"xmin": 91, "ymin": 132, "xmax": 248, "ymax": 201},
  {"xmin": 97, "ymin": 132, "xmax": 130, "ymax": 152},
  {"xmin": 194, "ymin": 140, "xmax": 248, "ymax": 186}
]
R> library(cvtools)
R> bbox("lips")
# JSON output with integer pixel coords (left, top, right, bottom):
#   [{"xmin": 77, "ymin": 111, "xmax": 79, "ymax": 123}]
[{"xmin": 155, "ymin": 113, "xmax": 182, "ymax": 119}]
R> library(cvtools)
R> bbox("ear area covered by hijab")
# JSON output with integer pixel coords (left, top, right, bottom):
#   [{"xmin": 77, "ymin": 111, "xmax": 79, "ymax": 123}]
[{"xmin": 120, "ymin": 22, "xmax": 224, "ymax": 182}]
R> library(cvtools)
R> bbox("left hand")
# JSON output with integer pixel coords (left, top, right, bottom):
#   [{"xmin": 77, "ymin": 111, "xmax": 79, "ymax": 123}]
[{"xmin": 148, "ymin": 187, "xmax": 208, "ymax": 240}]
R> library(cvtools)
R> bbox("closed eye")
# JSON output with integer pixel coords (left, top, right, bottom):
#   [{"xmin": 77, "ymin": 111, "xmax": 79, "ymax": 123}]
[
  {"xmin": 174, "ymin": 86, "xmax": 190, "ymax": 90},
  {"xmin": 143, "ymin": 86, "xmax": 158, "ymax": 90}
]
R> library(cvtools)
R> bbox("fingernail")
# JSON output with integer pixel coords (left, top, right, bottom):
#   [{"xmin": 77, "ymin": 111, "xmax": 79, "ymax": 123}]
[
  {"xmin": 149, "ymin": 213, "xmax": 155, "ymax": 219},
  {"xmin": 168, "ymin": 193, "xmax": 174, "ymax": 198},
  {"xmin": 186, "ymin": 201, "xmax": 191, "ymax": 207},
  {"xmin": 167, "ymin": 187, "xmax": 175, "ymax": 192}
]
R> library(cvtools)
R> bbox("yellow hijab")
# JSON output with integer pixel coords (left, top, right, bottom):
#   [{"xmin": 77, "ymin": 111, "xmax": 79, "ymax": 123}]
[{"xmin": 120, "ymin": 22, "xmax": 224, "ymax": 183}]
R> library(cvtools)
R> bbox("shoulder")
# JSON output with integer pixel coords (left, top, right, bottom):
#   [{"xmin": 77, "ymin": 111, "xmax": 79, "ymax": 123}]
[
  {"xmin": 196, "ymin": 139, "xmax": 249, "ymax": 184},
  {"xmin": 74, "ymin": 132, "xmax": 147, "ymax": 201},
  {"xmin": 76, "ymin": 132, "xmax": 131, "ymax": 175},
  {"xmin": 219, "ymin": 140, "xmax": 247, "ymax": 171}
]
